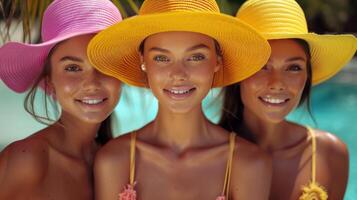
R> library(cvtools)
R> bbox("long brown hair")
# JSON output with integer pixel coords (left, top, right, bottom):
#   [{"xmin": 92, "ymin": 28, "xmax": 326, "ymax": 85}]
[
  {"xmin": 24, "ymin": 43, "xmax": 114, "ymax": 145},
  {"xmin": 219, "ymin": 39, "xmax": 314, "ymax": 142}
]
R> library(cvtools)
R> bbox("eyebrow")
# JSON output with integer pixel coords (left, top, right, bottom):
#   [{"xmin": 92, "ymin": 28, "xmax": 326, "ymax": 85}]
[
  {"xmin": 286, "ymin": 56, "xmax": 306, "ymax": 62},
  {"xmin": 148, "ymin": 43, "xmax": 211, "ymax": 53},
  {"xmin": 186, "ymin": 43, "xmax": 211, "ymax": 51},
  {"xmin": 267, "ymin": 56, "xmax": 306, "ymax": 63},
  {"xmin": 60, "ymin": 56, "xmax": 83, "ymax": 62},
  {"xmin": 148, "ymin": 47, "xmax": 170, "ymax": 53}
]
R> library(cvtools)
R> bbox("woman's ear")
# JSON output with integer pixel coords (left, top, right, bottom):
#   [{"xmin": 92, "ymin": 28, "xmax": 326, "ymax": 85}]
[
  {"xmin": 138, "ymin": 53, "xmax": 150, "ymax": 87},
  {"xmin": 214, "ymin": 55, "xmax": 223, "ymax": 73},
  {"xmin": 45, "ymin": 76, "xmax": 56, "ymax": 96},
  {"xmin": 139, "ymin": 52, "xmax": 144, "ymax": 62},
  {"xmin": 139, "ymin": 54, "xmax": 146, "ymax": 72},
  {"xmin": 140, "ymin": 63, "xmax": 146, "ymax": 72}
]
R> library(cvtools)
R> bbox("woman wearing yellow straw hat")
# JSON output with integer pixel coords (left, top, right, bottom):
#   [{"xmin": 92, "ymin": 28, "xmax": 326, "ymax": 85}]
[
  {"xmin": 0, "ymin": 0, "xmax": 123, "ymax": 199},
  {"xmin": 87, "ymin": 0, "xmax": 273, "ymax": 199},
  {"xmin": 219, "ymin": 0, "xmax": 357, "ymax": 199}
]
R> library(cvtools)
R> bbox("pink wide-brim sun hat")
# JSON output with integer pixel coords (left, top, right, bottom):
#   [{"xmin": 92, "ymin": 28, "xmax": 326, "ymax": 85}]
[{"xmin": 0, "ymin": 0, "xmax": 122, "ymax": 93}]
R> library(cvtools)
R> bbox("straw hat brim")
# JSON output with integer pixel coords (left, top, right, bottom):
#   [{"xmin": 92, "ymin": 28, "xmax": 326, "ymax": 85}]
[
  {"xmin": 88, "ymin": 11, "xmax": 271, "ymax": 87},
  {"xmin": 265, "ymin": 33, "xmax": 357, "ymax": 85},
  {"xmin": 0, "ymin": 31, "xmax": 100, "ymax": 93}
]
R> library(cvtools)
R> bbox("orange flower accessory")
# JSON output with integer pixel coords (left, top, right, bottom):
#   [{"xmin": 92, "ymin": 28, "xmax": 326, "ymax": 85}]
[{"xmin": 299, "ymin": 182, "xmax": 328, "ymax": 200}]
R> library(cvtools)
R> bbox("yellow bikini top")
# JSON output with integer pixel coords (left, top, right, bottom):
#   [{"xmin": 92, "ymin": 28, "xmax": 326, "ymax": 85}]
[
  {"xmin": 299, "ymin": 127, "xmax": 328, "ymax": 200},
  {"xmin": 119, "ymin": 132, "xmax": 236, "ymax": 200}
]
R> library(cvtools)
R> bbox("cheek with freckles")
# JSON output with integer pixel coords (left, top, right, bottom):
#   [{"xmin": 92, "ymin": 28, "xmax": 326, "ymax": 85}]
[{"xmin": 285, "ymin": 74, "xmax": 307, "ymax": 109}]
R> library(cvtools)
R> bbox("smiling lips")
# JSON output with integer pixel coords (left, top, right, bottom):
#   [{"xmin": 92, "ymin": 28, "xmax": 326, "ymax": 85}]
[
  {"xmin": 259, "ymin": 95, "xmax": 290, "ymax": 106},
  {"xmin": 76, "ymin": 97, "xmax": 108, "ymax": 106},
  {"xmin": 80, "ymin": 99, "xmax": 105, "ymax": 105},
  {"xmin": 163, "ymin": 86, "xmax": 196, "ymax": 100}
]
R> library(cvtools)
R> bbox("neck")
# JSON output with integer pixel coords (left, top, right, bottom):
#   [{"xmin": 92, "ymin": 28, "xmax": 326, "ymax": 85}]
[
  {"xmin": 242, "ymin": 110, "xmax": 297, "ymax": 153},
  {"xmin": 53, "ymin": 112, "xmax": 101, "ymax": 160},
  {"xmin": 149, "ymin": 104, "xmax": 213, "ymax": 153}
]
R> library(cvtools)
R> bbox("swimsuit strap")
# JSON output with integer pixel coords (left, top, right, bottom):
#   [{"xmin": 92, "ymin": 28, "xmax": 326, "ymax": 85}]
[
  {"xmin": 307, "ymin": 127, "xmax": 316, "ymax": 183},
  {"xmin": 221, "ymin": 133, "xmax": 236, "ymax": 199},
  {"xmin": 299, "ymin": 127, "xmax": 328, "ymax": 200},
  {"xmin": 129, "ymin": 132, "xmax": 137, "ymax": 185}
]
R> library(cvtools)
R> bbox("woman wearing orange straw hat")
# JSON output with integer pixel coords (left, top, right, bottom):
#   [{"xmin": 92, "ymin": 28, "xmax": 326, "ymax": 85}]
[
  {"xmin": 219, "ymin": 0, "xmax": 357, "ymax": 199},
  {"xmin": 0, "ymin": 0, "xmax": 123, "ymax": 199},
  {"xmin": 87, "ymin": 0, "xmax": 273, "ymax": 199}
]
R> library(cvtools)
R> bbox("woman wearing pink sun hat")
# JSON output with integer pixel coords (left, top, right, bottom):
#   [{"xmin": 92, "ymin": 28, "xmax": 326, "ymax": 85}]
[{"xmin": 0, "ymin": 0, "xmax": 123, "ymax": 199}]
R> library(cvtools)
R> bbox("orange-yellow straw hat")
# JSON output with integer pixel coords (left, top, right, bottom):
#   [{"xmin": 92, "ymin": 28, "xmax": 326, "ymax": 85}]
[
  {"xmin": 87, "ymin": 0, "xmax": 271, "ymax": 87},
  {"xmin": 237, "ymin": 0, "xmax": 357, "ymax": 85}
]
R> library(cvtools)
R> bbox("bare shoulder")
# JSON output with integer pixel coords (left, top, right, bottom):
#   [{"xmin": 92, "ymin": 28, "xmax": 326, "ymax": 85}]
[
  {"xmin": 0, "ymin": 137, "xmax": 50, "ymax": 194},
  {"xmin": 311, "ymin": 129, "xmax": 349, "ymax": 198},
  {"xmin": 95, "ymin": 132, "xmax": 132, "ymax": 166},
  {"xmin": 232, "ymin": 135, "xmax": 272, "ymax": 181},
  {"xmin": 94, "ymin": 132, "xmax": 134, "ymax": 178},
  {"xmin": 0, "ymin": 137, "xmax": 50, "ymax": 179},
  {"xmin": 313, "ymin": 129, "xmax": 349, "ymax": 162},
  {"xmin": 234, "ymin": 135, "xmax": 272, "ymax": 167},
  {"xmin": 94, "ymin": 132, "xmax": 134, "ymax": 199},
  {"xmin": 231, "ymin": 135, "xmax": 272, "ymax": 199}
]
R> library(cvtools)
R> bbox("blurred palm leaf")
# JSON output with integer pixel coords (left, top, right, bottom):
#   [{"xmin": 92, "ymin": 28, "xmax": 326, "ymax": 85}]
[
  {"xmin": 0, "ymin": 0, "xmax": 354, "ymax": 44},
  {"xmin": 216, "ymin": 0, "xmax": 241, "ymax": 15},
  {"xmin": 299, "ymin": 0, "xmax": 349, "ymax": 32},
  {"xmin": 0, "ymin": 0, "xmax": 140, "ymax": 44}
]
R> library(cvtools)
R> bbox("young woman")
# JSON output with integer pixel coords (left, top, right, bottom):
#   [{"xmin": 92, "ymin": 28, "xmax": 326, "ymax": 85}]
[
  {"xmin": 0, "ymin": 0, "xmax": 122, "ymax": 199},
  {"xmin": 219, "ymin": 0, "xmax": 357, "ymax": 199},
  {"xmin": 87, "ymin": 0, "xmax": 273, "ymax": 199}
]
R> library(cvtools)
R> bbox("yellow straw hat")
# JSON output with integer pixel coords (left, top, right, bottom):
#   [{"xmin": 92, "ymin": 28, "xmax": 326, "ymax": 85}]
[
  {"xmin": 87, "ymin": 0, "xmax": 271, "ymax": 87},
  {"xmin": 237, "ymin": 0, "xmax": 357, "ymax": 85}
]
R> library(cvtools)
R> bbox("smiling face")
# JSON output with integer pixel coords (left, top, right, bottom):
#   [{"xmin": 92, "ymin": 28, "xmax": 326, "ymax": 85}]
[
  {"xmin": 240, "ymin": 39, "xmax": 308, "ymax": 123},
  {"xmin": 49, "ymin": 34, "xmax": 121, "ymax": 124},
  {"xmin": 140, "ymin": 31, "xmax": 222, "ymax": 114}
]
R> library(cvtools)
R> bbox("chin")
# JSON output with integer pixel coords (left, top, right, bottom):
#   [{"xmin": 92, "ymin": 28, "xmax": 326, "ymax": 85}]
[
  {"xmin": 262, "ymin": 112, "xmax": 288, "ymax": 124},
  {"xmin": 167, "ymin": 106, "xmax": 194, "ymax": 114},
  {"xmin": 158, "ymin": 98, "xmax": 198, "ymax": 114},
  {"xmin": 79, "ymin": 113, "xmax": 111, "ymax": 124}
]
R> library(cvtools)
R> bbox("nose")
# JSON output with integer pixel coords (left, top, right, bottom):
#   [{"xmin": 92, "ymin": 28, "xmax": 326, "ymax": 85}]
[
  {"xmin": 268, "ymin": 71, "xmax": 286, "ymax": 91},
  {"xmin": 82, "ymin": 68, "xmax": 102, "ymax": 91},
  {"xmin": 169, "ymin": 61, "xmax": 188, "ymax": 81}
]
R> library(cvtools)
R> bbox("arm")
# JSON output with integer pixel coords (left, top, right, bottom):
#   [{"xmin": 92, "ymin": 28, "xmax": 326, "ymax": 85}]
[
  {"xmin": 94, "ymin": 137, "xmax": 131, "ymax": 200},
  {"xmin": 231, "ymin": 139, "xmax": 272, "ymax": 200},
  {"xmin": 318, "ymin": 132, "xmax": 349, "ymax": 199}
]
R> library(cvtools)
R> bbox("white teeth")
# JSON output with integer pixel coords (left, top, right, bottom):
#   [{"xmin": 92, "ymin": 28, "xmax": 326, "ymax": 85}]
[
  {"xmin": 81, "ymin": 99, "xmax": 104, "ymax": 105},
  {"xmin": 262, "ymin": 97, "xmax": 285, "ymax": 104},
  {"xmin": 169, "ymin": 89, "xmax": 190, "ymax": 94}
]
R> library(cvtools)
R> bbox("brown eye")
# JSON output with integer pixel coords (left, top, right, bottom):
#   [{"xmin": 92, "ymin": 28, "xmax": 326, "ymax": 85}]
[
  {"xmin": 188, "ymin": 54, "xmax": 205, "ymax": 61},
  {"xmin": 65, "ymin": 64, "xmax": 82, "ymax": 72},
  {"xmin": 153, "ymin": 55, "xmax": 170, "ymax": 62},
  {"xmin": 287, "ymin": 64, "xmax": 302, "ymax": 71}
]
